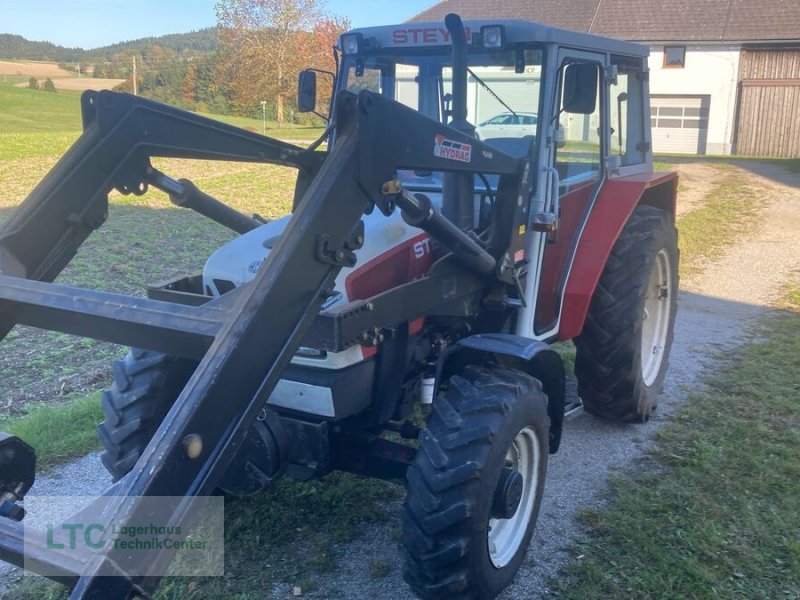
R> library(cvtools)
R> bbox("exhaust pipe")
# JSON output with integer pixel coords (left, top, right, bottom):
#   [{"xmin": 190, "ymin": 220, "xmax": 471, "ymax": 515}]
[
  {"xmin": 441, "ymin": 13, "xmax": 476, "ymax": 231},
  {"xmin": 445, "ymin": 13, "xmax": 470, "ymax": 127}
]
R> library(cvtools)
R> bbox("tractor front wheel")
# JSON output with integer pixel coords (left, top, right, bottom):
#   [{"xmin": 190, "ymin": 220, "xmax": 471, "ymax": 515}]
[
  {"xmin": 97, "ymin": 348, "xmax": 282, "ymax": 495},
  {"xmin": 97, "ymin": 348, "xmax": 196, "ymax": 480},
  {"xmin": 574, "ymin": 205, "xmax": 679, "ymax": 422},
  {"xmin": 402, "ymin": 365, "xmax": 549, "ymax": 599}
]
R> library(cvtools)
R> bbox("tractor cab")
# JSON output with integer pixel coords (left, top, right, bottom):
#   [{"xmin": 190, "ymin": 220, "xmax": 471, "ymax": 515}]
[{"xmin": 299, "ymin": 19, "xmax": 656, "ymax": 340}]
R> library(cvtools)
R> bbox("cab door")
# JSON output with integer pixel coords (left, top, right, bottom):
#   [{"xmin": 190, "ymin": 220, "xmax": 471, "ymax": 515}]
[{"xmin": 516, "ymin": 48, "xmax": 608, "ymax": 340}]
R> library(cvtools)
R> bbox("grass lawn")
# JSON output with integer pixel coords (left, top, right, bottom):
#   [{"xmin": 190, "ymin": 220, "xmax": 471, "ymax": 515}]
[
  {"xmin": 18, "ymin": 472, "xmax": 403, "ymax": 600},
  {"xmin": 0, "ymin": 395, "xmax": 103, "ymax": 470},
  {"xmin": 200, "ymin": 110, "xmax": 325, "ymax": 140},
  {"xmin": 0, "ymin": 84, "xmax": 83, "ymax": 133},
  {"xmin": 554, "ymin": 298, "xmax": 800, "ymax": 598}
]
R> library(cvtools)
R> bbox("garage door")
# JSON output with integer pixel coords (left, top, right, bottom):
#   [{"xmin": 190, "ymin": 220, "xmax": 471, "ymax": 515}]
[
  {"xmin": 735, "ymin": 49, "xmax": 800, "ymax": 158},
  {"xmin": 650, "ymin": 96, "xmax": 709, "ymax": 154},
  {"xmin": 736, "ymin": 80, "xmax": 800, "ymax": 158}
]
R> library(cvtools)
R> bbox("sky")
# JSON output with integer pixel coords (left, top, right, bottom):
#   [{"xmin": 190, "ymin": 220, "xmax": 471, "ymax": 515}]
[{"xmin": 0, "ymin": 0, "xmax": 438, "ymax": 49}]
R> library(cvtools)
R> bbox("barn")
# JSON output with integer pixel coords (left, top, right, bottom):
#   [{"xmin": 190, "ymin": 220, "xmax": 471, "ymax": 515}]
[{"xmin": 412, "ymin": 0, "xmax": 800, "ymax": 157}]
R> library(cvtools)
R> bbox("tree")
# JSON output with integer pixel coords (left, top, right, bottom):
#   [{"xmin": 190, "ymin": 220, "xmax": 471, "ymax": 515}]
[
  {"xmin": 43, "ymin": 78, "xmax": 57, "ymax": 92},
  {"xmin": 182, "ymin": 62, "xmax": 199, "ymax": 107},
  {"xmin": 216, "ymin": 0, "xmax": 328, "ymax": 126},
  {"xmin": 301, "ymin": 16, "xmax": 349, "ymax": 116}
]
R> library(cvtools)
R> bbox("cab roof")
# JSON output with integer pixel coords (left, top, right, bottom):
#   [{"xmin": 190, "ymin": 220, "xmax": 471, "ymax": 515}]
[{"xmin": 343, "ymin": 19, "xmax": 649, "ymax": 58}]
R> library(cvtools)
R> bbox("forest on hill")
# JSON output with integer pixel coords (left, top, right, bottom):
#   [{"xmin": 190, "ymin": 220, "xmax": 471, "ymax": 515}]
[{"xmin": 0, "ymin": 29, "xmax": 218, "ymax": 63}]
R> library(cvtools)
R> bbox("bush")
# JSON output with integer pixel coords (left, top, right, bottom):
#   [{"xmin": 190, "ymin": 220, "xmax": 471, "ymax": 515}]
[
  {"xmin": 43, "ymin": 78, "xmax": 57, "ymax": 93},
  {"xmin": 27, "ymin": 77, "xmax": 38, "ymax": 90}
]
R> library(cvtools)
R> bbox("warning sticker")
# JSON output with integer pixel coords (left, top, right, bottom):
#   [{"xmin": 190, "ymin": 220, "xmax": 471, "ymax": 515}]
[{"xmin": 434, "ymin": 134, "xmax": 472, "ymax": 163}]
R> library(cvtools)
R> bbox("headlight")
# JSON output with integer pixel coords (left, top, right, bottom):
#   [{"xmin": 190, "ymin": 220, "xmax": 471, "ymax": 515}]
[
  {"xmin": 480, "ymin": 25, "xmax": 505, "ymax": 49},
  {"xmin": 295, "ymin": 346, "xmax": 326, "ymax": 359}
]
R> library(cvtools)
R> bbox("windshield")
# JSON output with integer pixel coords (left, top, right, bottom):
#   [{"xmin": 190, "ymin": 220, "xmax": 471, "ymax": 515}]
[{"xmin": 340, "ymin": 46, "xmax": 544, "ymax": 162}]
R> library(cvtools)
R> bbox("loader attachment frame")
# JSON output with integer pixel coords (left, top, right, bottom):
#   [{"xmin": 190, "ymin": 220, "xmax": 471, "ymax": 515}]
[
  {"xmin": 0, "ymin": 90, "xmax": 371, "ymax": 599},
  {"xmin": 0, "ymin": 87, "xmax": 526, "ymax": 598}
]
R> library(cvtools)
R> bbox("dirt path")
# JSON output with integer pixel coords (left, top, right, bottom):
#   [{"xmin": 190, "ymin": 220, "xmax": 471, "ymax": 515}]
[
  {"xmin": 672, "ymin": 162, "xmax": 725, "ymax": 217},
  {"xmin": 683, "ymin": 160, "xmax": 800, "ymax": 306},
  {"xmin": 3, "ymin": 161, "xmax": 799, "ymax": 599}
]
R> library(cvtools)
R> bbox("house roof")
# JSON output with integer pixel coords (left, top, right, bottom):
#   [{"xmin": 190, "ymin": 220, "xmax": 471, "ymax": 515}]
[{"xmin": 411, "ymin": 0, "xmax": 800, "ymax": 42}]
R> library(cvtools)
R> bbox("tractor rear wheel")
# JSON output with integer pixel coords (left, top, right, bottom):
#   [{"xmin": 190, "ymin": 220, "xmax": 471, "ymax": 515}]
[
  {"xmin": 402, "ymin": 365, "xmax": 549, "ymax": 599},
  {"xmin": 574, "ymin": 205, "xmax": 678, "ymax": 422}
]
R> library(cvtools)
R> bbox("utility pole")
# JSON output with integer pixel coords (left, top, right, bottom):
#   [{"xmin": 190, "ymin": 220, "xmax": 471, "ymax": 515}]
[
  {"xmin": 132, "ymin": 56, "xmax": 138, "ymax": 96},
  {"xmin": 260, "ymin": 100, "xmax": 267, "ymax": 135}
]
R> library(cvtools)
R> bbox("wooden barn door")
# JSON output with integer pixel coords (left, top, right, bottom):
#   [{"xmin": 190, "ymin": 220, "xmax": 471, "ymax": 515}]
[{"xmin": 735, "ymin": 49, "xmax": 800, "ymax": 158}]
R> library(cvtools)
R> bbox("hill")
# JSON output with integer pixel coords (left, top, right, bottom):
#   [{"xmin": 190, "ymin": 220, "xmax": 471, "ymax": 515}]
[
  {"xmin": 0, "ymin": 35, "xmax": 82, "ymax": 62},
  {"xmin": 0, "ymin": 29, "xmax": 218, "ymax": 63},
  {"xmin": 86, "ymin": 29, "xmax": 218, "ymax": 60}
]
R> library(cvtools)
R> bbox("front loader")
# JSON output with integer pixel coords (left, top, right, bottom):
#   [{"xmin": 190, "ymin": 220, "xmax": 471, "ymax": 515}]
[{"xmin": 0, "ymin": 13, "xmax": 678, "ymax": 600}]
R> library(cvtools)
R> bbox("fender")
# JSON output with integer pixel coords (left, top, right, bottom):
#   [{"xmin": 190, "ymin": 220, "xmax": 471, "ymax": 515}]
[
  {"xmin": 559, "ymin": 171, "xmax": 678, "ymax": 340},
  {"xmin": 436, "ymin": 333, "xmax": 566, "ymax": 453}
]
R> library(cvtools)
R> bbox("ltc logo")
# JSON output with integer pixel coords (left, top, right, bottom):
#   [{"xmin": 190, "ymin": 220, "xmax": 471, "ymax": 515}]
[{"xmin": 434, "ymin": 134, "xmax": 472, "ymax": 163}]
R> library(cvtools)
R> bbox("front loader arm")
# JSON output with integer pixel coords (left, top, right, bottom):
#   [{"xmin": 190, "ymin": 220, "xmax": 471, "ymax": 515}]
[{"xmin": 67, "ymin": 95, "xmax": 371, "ymax": 599}]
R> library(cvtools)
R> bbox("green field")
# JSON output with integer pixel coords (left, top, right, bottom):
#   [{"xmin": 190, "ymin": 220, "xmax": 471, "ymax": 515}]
[
  {"xmin": 0, "ymin": 81, "xmax": 306, "ymax": 416},
  {"xmin": 0, "ymin": 83, "xmax": 322, "ymax": 158},
  {"xmin": 0, "ymin": 84, "xmax": 83, "ymax": 133}
]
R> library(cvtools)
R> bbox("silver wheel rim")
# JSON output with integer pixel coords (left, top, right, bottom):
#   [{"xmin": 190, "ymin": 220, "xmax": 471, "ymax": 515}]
[
  {"xmin": 641, "ymin": 248, "xmax": 672, "ymax": 387},
  {"xmin": 488, "ymin": 426, "xmax": 539, "ymax": 569}
]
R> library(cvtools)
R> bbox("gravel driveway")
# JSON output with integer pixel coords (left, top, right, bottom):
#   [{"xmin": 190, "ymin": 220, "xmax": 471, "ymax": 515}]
[{"xmin": 2, "ymin": 160, "xmax": 799, "ymax": 599}]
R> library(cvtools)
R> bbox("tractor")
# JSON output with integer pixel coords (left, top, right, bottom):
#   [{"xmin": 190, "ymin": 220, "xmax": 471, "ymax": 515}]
[{"xmin": 0, "ymin": 13, "xmax": 678, "ymax": 600}]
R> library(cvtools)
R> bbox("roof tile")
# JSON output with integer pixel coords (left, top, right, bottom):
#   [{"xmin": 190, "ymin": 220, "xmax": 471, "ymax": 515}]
[{"xmin": 411, "ymin": 0, "xmax": 800, "ymax": 42}]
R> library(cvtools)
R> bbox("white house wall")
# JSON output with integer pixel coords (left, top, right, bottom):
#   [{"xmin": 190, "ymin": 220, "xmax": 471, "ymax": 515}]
[{"xmin": 648, "ymin": 45, "xmax": 741, "ymax": 155}]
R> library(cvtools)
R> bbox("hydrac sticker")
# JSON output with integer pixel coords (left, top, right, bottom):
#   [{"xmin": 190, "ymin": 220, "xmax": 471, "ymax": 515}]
[{"xmin": 434, "ymin": 134, "xmax": 472, "ymax": 163}]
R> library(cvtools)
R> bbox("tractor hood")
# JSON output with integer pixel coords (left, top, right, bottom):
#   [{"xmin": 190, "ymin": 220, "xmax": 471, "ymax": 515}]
[{"xmin": 203, "ymin": 177, "xmax": 449, "ymax": 304}]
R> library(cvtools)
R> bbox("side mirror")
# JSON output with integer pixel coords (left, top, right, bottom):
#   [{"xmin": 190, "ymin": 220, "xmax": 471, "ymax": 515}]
[
  {"xmin": 563, "ymin": 63, "xmax": 597, "ymax": 114},
  {"xmin": 297, "ymin": 70, "xmax": 317, "ymax": 113}
]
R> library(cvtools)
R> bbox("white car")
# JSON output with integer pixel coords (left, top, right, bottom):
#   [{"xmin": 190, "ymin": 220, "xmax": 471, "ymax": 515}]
[{"xmin": 475, "ymin": 112, "xmax": 538, "ymax": 140}]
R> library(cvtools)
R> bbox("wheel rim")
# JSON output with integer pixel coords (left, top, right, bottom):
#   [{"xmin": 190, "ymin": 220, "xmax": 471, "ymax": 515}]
[
  {"xmin": 488, "ymin": 426, "xmax": 540, "ymax": 568},
  {"xmin": 641, "ymin": 248, "xmax": 672, "ymax": 387}
]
